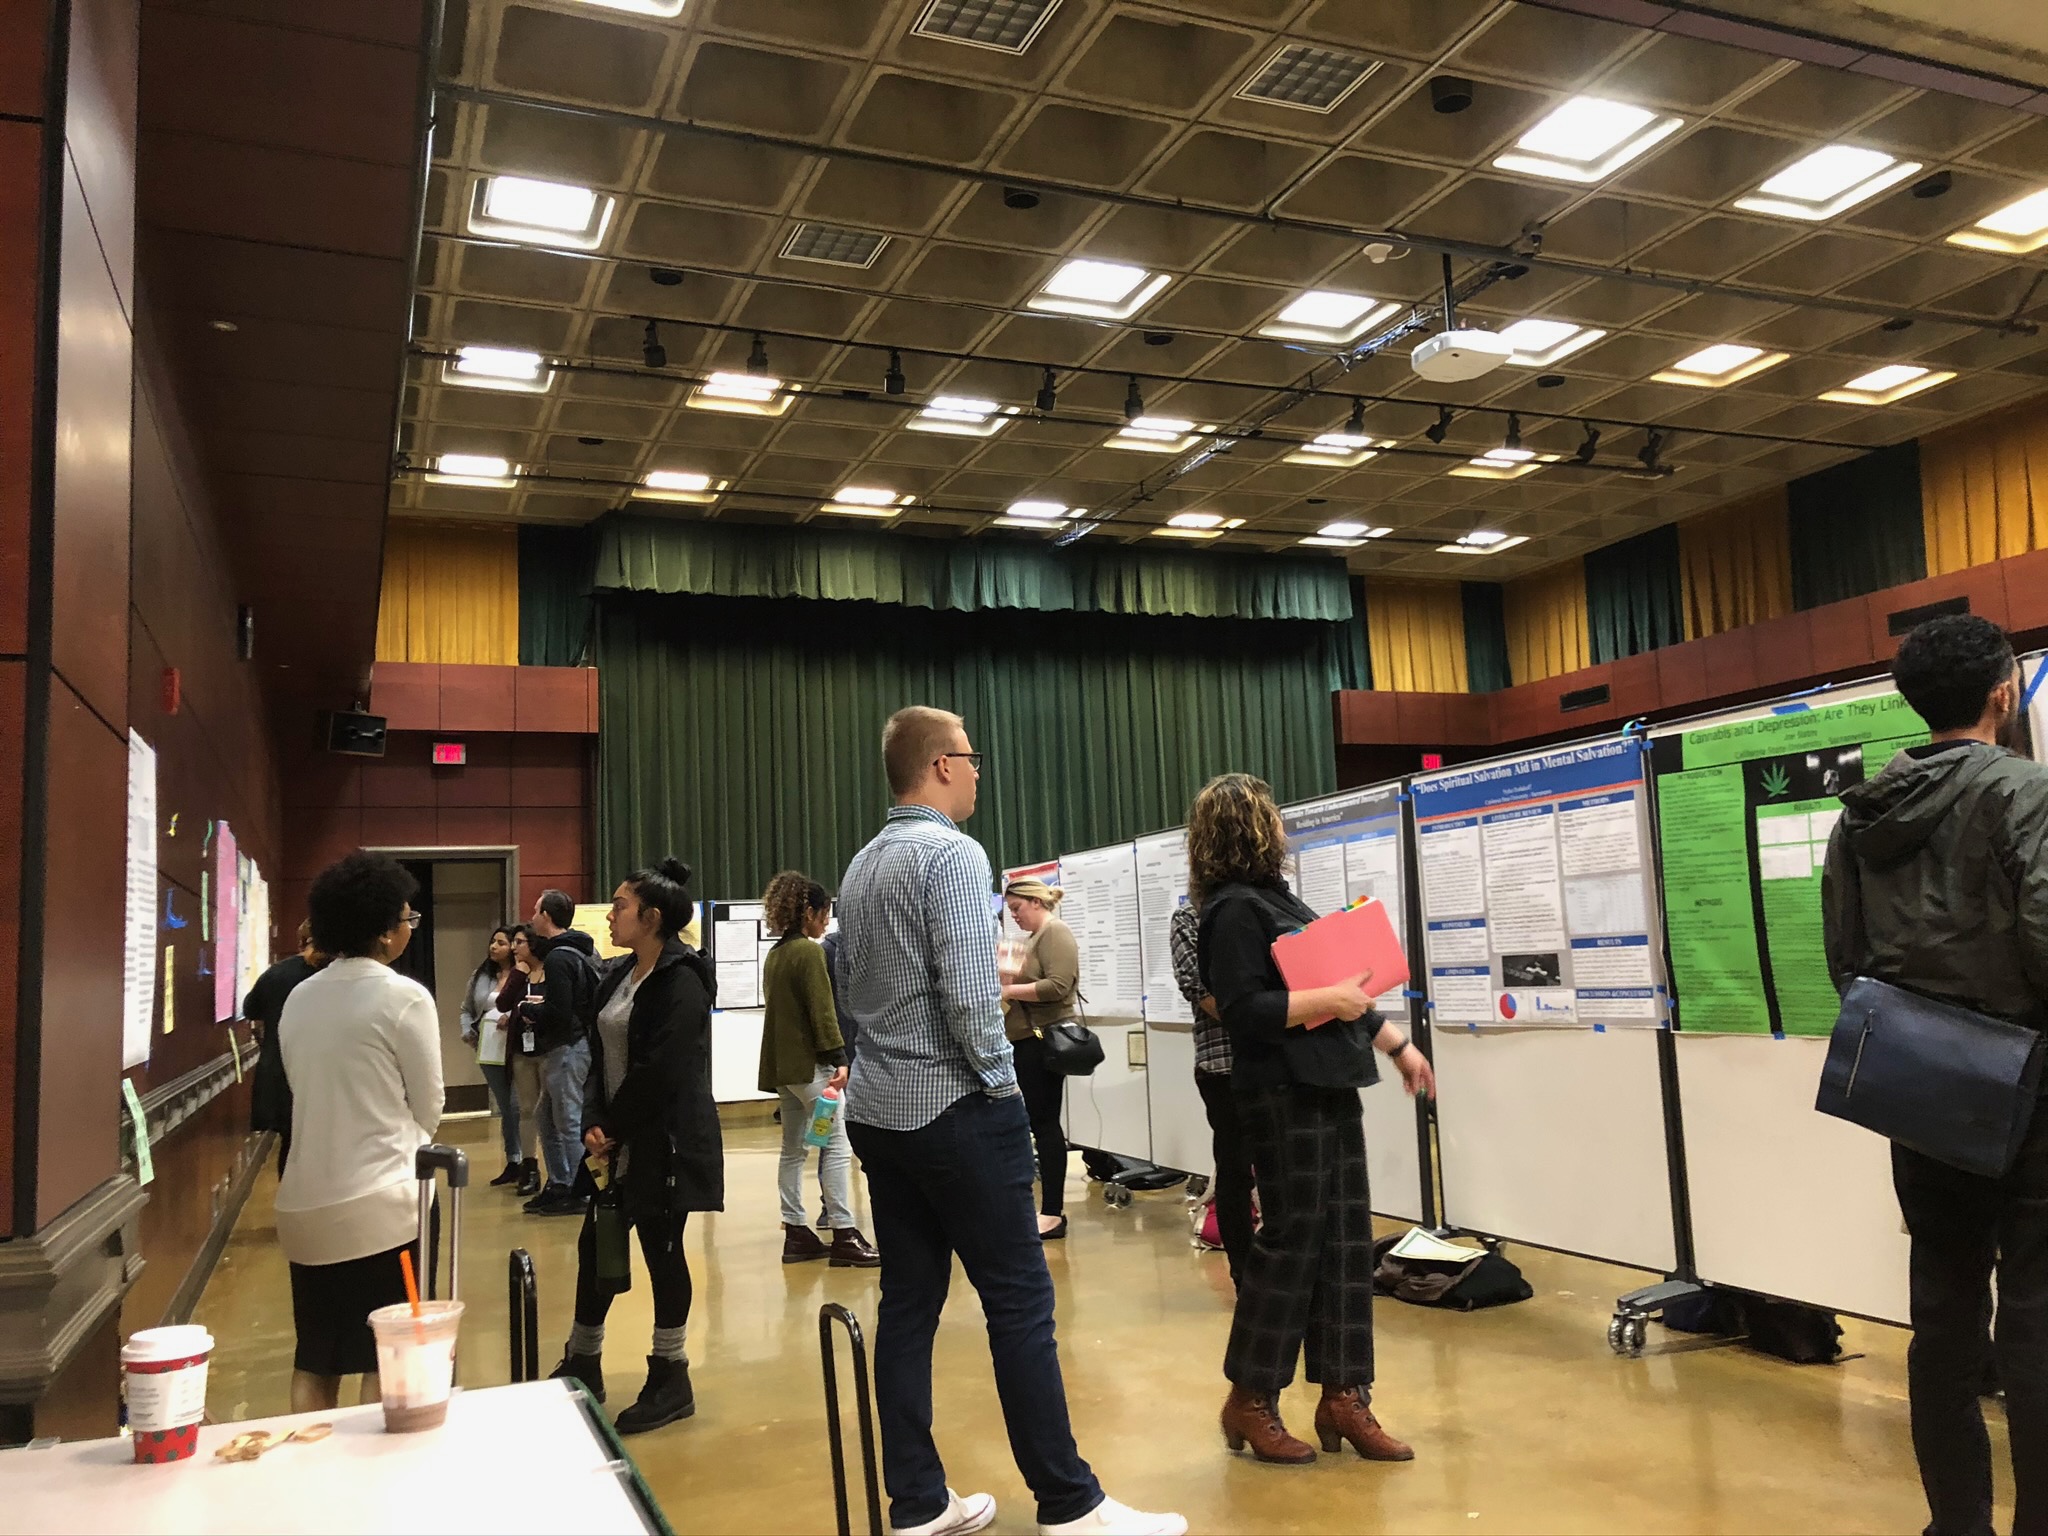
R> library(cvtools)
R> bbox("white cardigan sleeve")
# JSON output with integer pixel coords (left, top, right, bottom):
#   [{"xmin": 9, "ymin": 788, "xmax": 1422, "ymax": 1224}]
[{"xmin": 390, "ymin": 980, "xmax": 446, "ymax": 1138}]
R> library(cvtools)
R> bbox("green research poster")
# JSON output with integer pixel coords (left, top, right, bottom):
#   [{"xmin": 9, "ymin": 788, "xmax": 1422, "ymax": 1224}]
[{"xmin": 1652, "ymin": 693, "xmax": 1924, "ymax": 1035}]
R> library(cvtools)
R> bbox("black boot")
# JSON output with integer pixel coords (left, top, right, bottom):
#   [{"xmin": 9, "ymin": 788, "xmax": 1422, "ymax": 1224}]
[
  {"xmin": 549, "ymin": 1350, "xmax": 605, "ymax": 1404},
  {"xmin": 613, "ymin": 1356, "xmax": 694, "ymax": 1435},
  {"xmin": 515, "ymin": 1160, "xmax": 540, "ymax": 1197},
  {"xmin": 489, "ymin": 1160, "xmax": 521, "ymax": 1187}
]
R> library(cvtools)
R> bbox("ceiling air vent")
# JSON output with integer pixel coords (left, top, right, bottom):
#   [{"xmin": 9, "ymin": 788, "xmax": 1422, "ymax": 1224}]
[
  {"xmin": 1560, "ymin": 683, "xmax": 1612, "ymax": 714},
  {"xmin": 1886, "ymin": 595, "xmax": 1968, "ymax": 637},
  {"xmin": 912, "ymin": 0, "xmax": 1063, "ymax": 54},
  {"xmin": 781, "ymin": 224, "xmax": 890, "ymax": 270},
  {"xmin": 1236, "ymin": 44, "xmax": 1382, "ymax": 113}
]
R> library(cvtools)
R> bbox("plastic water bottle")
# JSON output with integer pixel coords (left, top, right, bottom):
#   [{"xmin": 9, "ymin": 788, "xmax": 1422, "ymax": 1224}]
[{"xmin": 804, "ymin": 1087, "xmax": 843, "ymax": 1149}]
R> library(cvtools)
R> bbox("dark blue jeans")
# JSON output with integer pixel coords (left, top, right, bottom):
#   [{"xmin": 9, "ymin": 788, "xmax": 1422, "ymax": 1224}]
[{"xmin": 848, "ymin": 1090, "xmax": 1103, "ymax": 1529}]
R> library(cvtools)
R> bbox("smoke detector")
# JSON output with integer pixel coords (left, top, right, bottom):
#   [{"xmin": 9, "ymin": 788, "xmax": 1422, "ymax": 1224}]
[{"xmin": 1412, "ymin": 328, "xmax": 1513, "ymax": 383}]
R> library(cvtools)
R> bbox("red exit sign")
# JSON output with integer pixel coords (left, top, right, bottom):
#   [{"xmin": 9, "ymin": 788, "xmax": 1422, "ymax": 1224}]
[
  {"xmin": 1421, "ymin": 752, "xmax": 1444, "ymax": 770},
  {"xmin": 432, "ymin": 741, "xmax": 466, "ymax": 766}
]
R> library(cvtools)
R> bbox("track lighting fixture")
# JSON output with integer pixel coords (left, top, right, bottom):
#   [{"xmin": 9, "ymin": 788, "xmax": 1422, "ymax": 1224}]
[
  {"xmin": 747, "ymin": 332, "xmax": 769, "ymax": 374},
  {"xmin": 885, "ymin": 348, "xmax": 906, "ymax": 397},
  {"xmin": 1503, "ymin": 412, "xmax": 1522, "ymax": 451},
  {"xmin": 1124, "ymin": 375, "xmax": 1145, "ymax": 422},
  {"xmin": 1035, "ymin": 367, "xmax": 1058, "ymax": 413},
  {"xmin": 1574, "ymin": 422, "xmax": 1601, "ymax": 465},
  {"xmin": 641, "ymin": 319, "xmax": 666, "ymax": 370},
  {"xmin": 1638, "ymin": 428, "xmax": 1666, "ymax": 472},
  {"xmin": 1424, "ymin": 406, "xmax": 1454, "ymax": 445},
  {"xmin": 1345, "ymin": 397, "xmax": 1365, "ymax": 436}
]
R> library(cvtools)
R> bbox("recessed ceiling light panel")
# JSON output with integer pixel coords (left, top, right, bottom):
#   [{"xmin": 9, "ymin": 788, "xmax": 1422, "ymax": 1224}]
[
  {"xmin": 468, "ymin": 175, "xmax": 616, "ymax": 250},
  {"xmin": 1436, "ymin": 530, "xmax": 1531, "ymax": 553},
  {"xmin": 428, "ymin": 453, "xmax": 517, "ymax": 487},
  {"xmin": 634, "ymin": 469, "xmax": 724, "ymax": 504},
  {"xmin": 1258, "ymin": 290, "xmax": 1400, "ymax": 344},
  {"xmin": 781, "ymin": 223, "xmax": 891, "ymax": 269},
  {"xmin": 1236, "ymin": 44, "xmax": 1381, "ymax": 113},
  {"xmin": 1004, "ymin": 500, "xmax": 1077, "ymax": 521},
  {"xmin": 1734, "ymin": 144, "xmax": 1923, "ymax": 221},
  {"xmin": 912, "ymin": 0, "xmax": 1063, "ymax": 54},
  {"xmin": 1028, "ymin": 258, "xmax": 1170, "ymax": 320},
  {"xmin": 445, "ymin": 345, "xmax": 554, "ymax": 394},
  {"xmin": 688, "ymin": 372, "xmax": 794, "ymax": 417},
  {"xmin": 1652, "ymin": 343, "xmax": 1789, "ymax": 388},
  {"xmin": 571, "ymin": 0, "xmax": 686, "ymax": 13},
  {"xmin": 909, "ymin": 396, "xmax": 1018, "ymax": 438},
  {"xmin": 1107, "ymin": 418, "xmax": 1210, "ymax": 454},
  {"xmin": 1284, "ymin": 433, "xmax": 1383, "ymax": 468},
  {"xmin": 1947, "ymin": 186, "xmax": 2048, "ymax": 254},
  {"xmin": 1447, "ymin": 449, "xmax": 1559, "ymax": 482},
  {"xmin": 1493, "ymin": 96, "xmax": 1685, "ymax": 184},
  {"xmin": 1819, "ymin": 364, "xmax": 1956, "ymax": 405},
  {"xmin": 1497, "ymin": 318, "xmax": 1606, "ymax": 367}
]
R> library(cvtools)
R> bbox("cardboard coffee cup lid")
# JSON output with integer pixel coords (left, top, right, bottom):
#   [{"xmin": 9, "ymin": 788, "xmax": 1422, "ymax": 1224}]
[{"xmin": 122, "ymin": 1325, "xmax": 214, "ymax": 1364}]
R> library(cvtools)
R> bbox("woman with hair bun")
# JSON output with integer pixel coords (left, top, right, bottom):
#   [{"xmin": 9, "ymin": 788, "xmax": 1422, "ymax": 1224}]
[
  {"xmin": 549, "ymin": 857, "xmax": 721, "ymax": 1436},
  {"xmin": 1000, "ymin": 875, "xmax": 1082, "ymax": 1240},
  {"xmin": 758, "ymin": 871, "xmax": 879, "ymax": 1268}
]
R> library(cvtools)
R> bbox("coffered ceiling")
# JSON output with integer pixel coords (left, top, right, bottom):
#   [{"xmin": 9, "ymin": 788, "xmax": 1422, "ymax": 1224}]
[{"xmin": 393, "ymin": 0, "xmax": 2048, "ymax": 577}]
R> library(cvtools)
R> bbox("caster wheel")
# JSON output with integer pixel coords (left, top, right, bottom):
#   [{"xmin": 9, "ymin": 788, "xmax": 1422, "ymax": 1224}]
[
  {"xmin": 1186, "ymin": 1175, "xmax": 1210, "ymax": 1201},
  {"xmin": 1607, "ymin": 1316, "xmax": 1627, "ymax": 1356},
  {"xmin": 1626, "ymin": 1317, "xmax": 1648, "ymax": 1355},
  {"xmin": 1104, "ymin": 1185, "xmax": 1133, "ymax": 1209}
]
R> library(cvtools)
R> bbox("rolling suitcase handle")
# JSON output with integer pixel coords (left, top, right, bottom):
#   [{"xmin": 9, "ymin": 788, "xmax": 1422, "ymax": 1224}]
[
  {"xmin": 414, "ymin": 1145, "xmax": 469, "ymax": 1308},
  {"xmin": 819, "ymin": 1303, "xmax": 882, "ymax": 1536},
  {"xmin": 508, "ymin": 1248, "xmax": 539, "ymax": 1384}
]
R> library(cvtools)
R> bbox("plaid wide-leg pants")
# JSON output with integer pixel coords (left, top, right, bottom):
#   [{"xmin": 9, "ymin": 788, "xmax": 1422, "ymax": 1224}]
[{"xmin": 1223, "ymin": 1083, "xmax": 1375, "ymax": 1393}]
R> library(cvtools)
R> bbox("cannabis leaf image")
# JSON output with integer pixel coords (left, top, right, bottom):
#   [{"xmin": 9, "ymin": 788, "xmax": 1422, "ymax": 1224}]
[{"xmin": 1760, "ymin": 763, "xmax": 1791, "ymax": 798}]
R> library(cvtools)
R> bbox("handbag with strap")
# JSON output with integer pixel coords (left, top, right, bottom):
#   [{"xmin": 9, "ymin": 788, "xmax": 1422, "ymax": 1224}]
[{"xmin": 1816, "ymin": 976, "xmax": 2044, "ymax": 1178}]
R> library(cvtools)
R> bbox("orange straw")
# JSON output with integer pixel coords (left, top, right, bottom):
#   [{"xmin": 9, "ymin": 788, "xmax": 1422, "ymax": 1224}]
[{"xmin": 399, "ymin": 1250, "xmax": 423, "ymax": 1318}]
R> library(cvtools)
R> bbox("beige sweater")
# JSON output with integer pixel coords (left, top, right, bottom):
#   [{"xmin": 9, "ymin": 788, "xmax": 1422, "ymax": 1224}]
[
  {"xmin": 1005, "ymin": 917, "xmax": 1081, "ymax": 1043},
  {"xmin": 274, "ymin": 958, "xmax": 444, "ymax": 1267}
]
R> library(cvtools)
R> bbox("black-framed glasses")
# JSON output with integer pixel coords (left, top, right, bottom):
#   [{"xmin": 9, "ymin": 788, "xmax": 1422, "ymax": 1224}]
[{"xmin": 938, "ymin": 752, "xmax": 983, "ymax": 771}]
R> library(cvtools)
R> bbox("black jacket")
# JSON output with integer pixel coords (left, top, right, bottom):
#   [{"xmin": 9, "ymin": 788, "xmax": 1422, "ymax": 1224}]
[
  {"xmin": 245, "ymin": 954, "xmax": 318, "ymax": 1134},
  {"xmin": 1198, "ymin": 880, "xmax": 1380, "ymax": 1093},
  {"xmin": 581, "ymin": 939, "xmax": 723, "ymax": 1218},
  {"xmin": 532, "ymin": 928, "xmax": 600, "ymax": 1054},
  {"xmin": 1823, "ymin": 739, "xmax": 2048, "ymax": 1034}
]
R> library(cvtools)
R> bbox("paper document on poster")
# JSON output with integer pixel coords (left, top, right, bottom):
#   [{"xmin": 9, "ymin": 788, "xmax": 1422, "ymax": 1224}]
[
  {"xmin": 1134, "ymin": 831, "xmax": 1194, "ymax": 1026},
  {"xmin": 1058, "ymin": 844, "xmax": 1143, "ymax": 1018},
  {"xmin": 122, "ymin": 731, "xmax": 159, "ymax": 1069}
]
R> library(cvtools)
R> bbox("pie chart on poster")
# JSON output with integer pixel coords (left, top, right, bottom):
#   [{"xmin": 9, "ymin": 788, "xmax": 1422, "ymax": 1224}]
[{"xmin": 1498, "ymin": 994, "xmax": 1518, "ymax": 1020}]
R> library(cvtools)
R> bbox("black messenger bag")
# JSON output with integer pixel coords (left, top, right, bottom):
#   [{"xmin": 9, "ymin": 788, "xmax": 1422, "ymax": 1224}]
[{"xmin": 1816, "ymin": 976, "xmax": 2044, "ymax": 1179}]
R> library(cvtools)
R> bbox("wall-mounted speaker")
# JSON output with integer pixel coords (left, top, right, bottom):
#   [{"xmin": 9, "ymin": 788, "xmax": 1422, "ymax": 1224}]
[{"xmin": 325, "ymin": 710, "xmax": 388, "ymax": 757}]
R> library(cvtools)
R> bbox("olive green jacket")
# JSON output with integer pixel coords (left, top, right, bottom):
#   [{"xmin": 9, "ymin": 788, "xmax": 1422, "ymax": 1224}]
[
  {"xmin": 758, "ymin": 935, "xmax": 847, "ymax": 1092},
  {"xmin": 1004, "ymin": 917, "xmax": 1082, "ymax": 1044}
]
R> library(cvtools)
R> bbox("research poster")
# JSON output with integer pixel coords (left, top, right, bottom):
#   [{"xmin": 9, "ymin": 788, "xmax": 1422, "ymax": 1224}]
[
  {"xmin": 710, "ymin": 900, "xmax": 775, "ymax": 1011},
  {"xmin": 1134, "ymin": 830, "xmax": 1193, "ymax": 1026},
  {"xmin": 1058, "ymin": 844, "xmax": 1144, "ymax": 1019},
  {"xmin": 1000, "ymin": 858, "xmax": 1060, "ymax": 948},
  {"xmin": 1413, "ymin": 738, "xmax": 1663, "ymax": 1028},
  {"xmin": 214, "ymin": 822, "xmax": 240, "ymax": 1024},
  {"xmin": 1279, "ymin": 782, "xmax": 1408, "ymax": 1003},
  {"xmin": 1651, "ymin": 689, "xmax": 1924, "ymax": 1036},
  {"xmin": 122, "ymin": 731, "xmax": 158, "ymax": 1069}
]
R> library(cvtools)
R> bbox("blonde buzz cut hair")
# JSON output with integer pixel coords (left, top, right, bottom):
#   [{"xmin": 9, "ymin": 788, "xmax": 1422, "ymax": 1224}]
[{"xmin": 883, "ymin": 706, "xmax": 965, "ymax": 796}]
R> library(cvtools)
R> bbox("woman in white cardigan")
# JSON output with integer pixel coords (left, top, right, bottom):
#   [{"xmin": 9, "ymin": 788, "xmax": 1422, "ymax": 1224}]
[{"xmin": 276, "ymin": 852, "xmax": 444, "ymax": 1412}]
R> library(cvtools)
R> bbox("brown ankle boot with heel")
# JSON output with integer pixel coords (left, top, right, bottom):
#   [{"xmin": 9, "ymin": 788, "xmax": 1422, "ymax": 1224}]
[
  {"xmin": 782, "ymin": 1224, "xmax": 828, "ymax": 1263},
  {"xmin": 1219, "ymin": 1384, "xmax": 1316, "ymax": 1464},
  {"xmin": 1315, "ymin": 1386, "xmax": 1414, "ymax": 1461}
]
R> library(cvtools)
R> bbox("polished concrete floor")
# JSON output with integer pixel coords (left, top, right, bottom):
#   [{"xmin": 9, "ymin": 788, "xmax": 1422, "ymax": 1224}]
[{"xmin": 194, "ymin": 1113, "xmax": 2010, "ymax": 1534}]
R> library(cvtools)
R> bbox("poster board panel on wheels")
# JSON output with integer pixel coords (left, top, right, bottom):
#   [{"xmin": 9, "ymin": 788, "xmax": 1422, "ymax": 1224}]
[
  {"xmin": 1413, "ymin": 736, "xmax": 1678, "ymax": 1272},
  {"xmin": 1278, "ymin": 781, "xmax": 1425, "ymax": 1225},
  {"xmin": 1135, "ymin": 829, "xmax": 1209, "ymax": 1182},
  {"xmin": 1650, "ymin": 681, "xmax": 1922, "ymax": 1323},
  {"xmin": 1055, "ymin": 843, "xmax": 1151, "ymax": 1164}
]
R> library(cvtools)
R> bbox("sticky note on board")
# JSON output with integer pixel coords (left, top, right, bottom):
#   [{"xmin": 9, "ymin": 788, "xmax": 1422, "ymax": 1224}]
[
  {"xmin": 228, "ymin": 1029, "xmax": 243, "ymax": 1084},
  {"xmin": 123, "ymin": 1078, "xmax": 154, "ymax": 1187},
  {"xmin": 162, "ymin": 949, "xmax": 175, "ymax": 1035}
]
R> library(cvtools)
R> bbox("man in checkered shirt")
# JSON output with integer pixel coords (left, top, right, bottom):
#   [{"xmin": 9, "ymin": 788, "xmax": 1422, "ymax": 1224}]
[{"xmin": 837, "ymin": 706, "xmax": 1185, "ymax": 1536}]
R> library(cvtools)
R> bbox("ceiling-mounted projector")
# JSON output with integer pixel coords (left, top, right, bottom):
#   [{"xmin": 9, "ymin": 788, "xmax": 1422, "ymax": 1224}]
[{"xmin": 1412, "ymin": 328, "xmax": 1513, "ymax": 383}]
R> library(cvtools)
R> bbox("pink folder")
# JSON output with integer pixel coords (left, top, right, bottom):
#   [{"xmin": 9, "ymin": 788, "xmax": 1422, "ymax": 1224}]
[{"xmin": 1270, "ymin": 900, "xmax": 1410, "ymax": 1029}]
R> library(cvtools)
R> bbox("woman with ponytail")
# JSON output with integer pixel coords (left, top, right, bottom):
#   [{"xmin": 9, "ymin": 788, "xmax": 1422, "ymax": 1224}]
[{"xmin": 550, "ymin": 857, "xmax": 721, "ymax": 1437}]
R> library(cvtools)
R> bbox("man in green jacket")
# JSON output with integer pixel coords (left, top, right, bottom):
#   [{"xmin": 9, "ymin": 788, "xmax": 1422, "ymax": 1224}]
[{"xmin": 1821, "ymin": 613, "xmax": 2048, "ymax": 1536}]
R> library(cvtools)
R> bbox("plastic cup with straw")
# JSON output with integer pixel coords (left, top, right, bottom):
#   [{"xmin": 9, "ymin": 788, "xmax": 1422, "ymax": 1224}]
[{"xmin": 369, "ymin": 1250, "xmax": 462, "ymax": 1432}]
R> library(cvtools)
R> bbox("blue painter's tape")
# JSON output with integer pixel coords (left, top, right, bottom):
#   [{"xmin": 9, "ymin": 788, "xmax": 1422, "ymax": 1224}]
[
  {"xmin": 1771, "ymin": 703, "xmax": 1811, "ymax": 715},
  {"xmin": 1772, "ymin": 1029, "xmax": 1787, "ymax": 1040},
  {"xmin": 1593, "ymin": 1022, "xmax": 1606, "ymax": 1032},
  {"xmin": 2024, "ymin": 657, "xmax": 2048, "ymax": 714}
]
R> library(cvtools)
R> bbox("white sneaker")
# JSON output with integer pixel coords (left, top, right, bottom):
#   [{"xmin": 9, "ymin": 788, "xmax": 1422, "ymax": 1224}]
[
  {"xmin": 1039, "ymin": 1495, "xmax": 1189, "ymax": 1536},
  {"xmin": 894, "ymin": 1489, "xmax": 997, "ymax": 1536}
]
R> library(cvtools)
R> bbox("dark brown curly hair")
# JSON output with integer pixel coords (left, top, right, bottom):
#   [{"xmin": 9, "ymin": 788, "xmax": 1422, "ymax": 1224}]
[
  {"xmin": 1186, "ymin": 772, "xmax": 1289, "ymax": 903},
  {"xmin": 763, "ymin": 870, "xmax": 829, "ymax": 937}
]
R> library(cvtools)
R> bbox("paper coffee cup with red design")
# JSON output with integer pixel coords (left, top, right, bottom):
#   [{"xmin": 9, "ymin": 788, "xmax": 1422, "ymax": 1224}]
[{"xmin": 122, "ymin": 1325, "xmax": 214, "ymax": 1464}]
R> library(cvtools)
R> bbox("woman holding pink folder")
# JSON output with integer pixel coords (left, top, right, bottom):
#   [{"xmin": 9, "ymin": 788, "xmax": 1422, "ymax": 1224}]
[{"xmin": 1189, "ymin": 773, "xmax": 1435, "ymax": 1470}]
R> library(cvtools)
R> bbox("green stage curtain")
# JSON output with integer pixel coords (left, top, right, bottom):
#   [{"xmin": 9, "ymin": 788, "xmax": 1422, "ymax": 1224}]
[
  {"xmin": 1461, "ymin": 583, "xmax": 1512, "ymax": 693},
  {"xmin": 595, "ymin": 593, "xmax": 1342, "ymax": 903},
  {"xmin": 1586, "ymin": 524, "xmax": 1685, "ymax": 663},
  {"xmin": 519, "ymin": 524, "xmax": 596, "ymax": 667},
  {"xmin": 1335, "ymin": 576, "xmax": 1372, "ymax": 691},
  {"xmin": 1789, "ymin": 442, "xmax": 1927, "ymax": 610},
  {"xmin": 592, "ymin": 515, "xmax": 1353, "ymax": 622}
]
